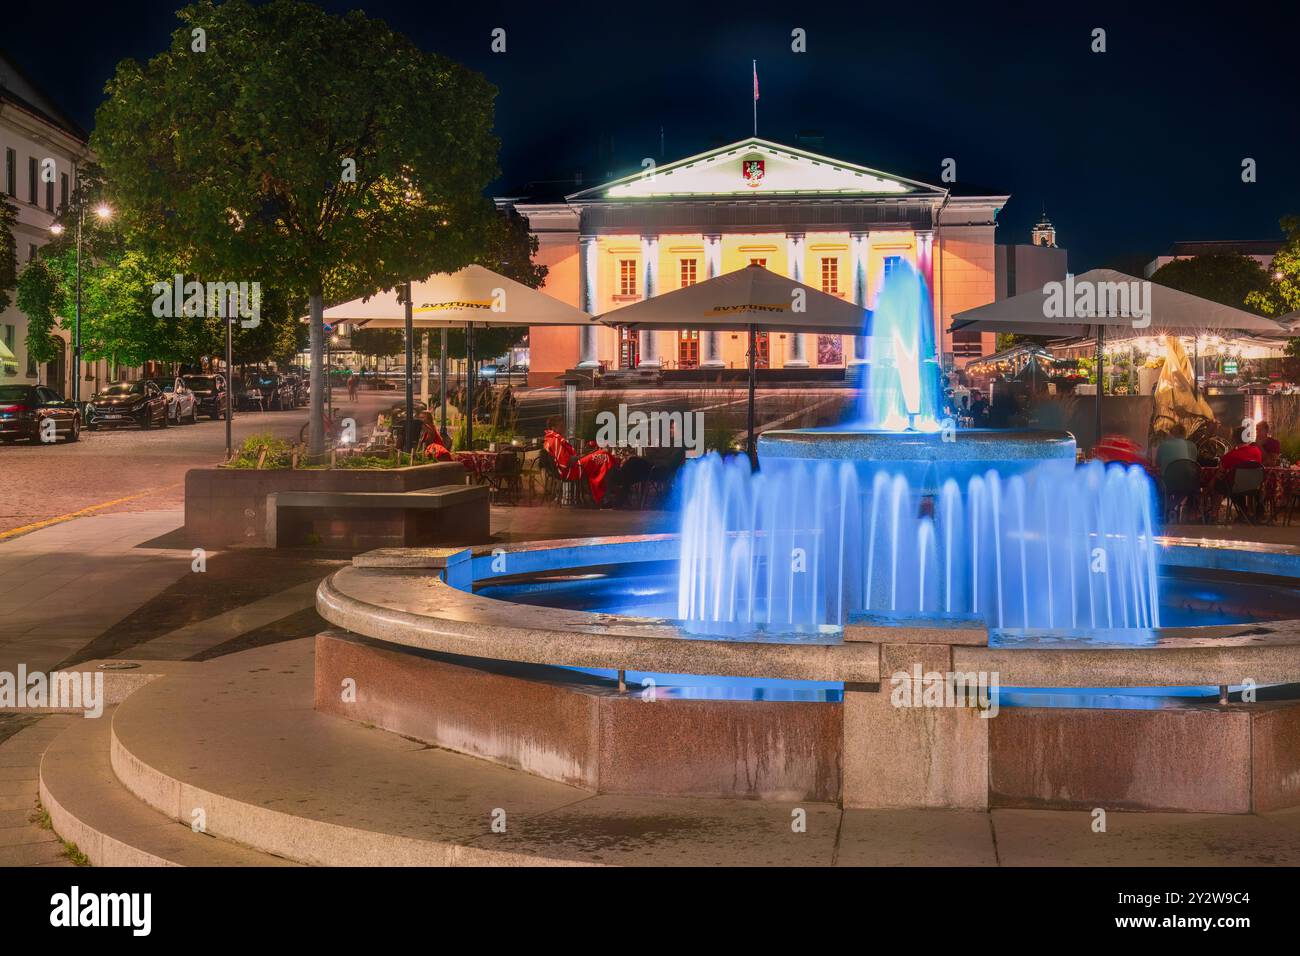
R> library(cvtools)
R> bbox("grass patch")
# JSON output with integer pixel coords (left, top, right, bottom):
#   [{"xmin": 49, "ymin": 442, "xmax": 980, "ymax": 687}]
[
  {"xmin": 31, "ymin": 802, "xmax": 92, "ymax": 866},
  {"xmin": 62, "ymin": 842, "xmax": 92, "ymax": 867}
]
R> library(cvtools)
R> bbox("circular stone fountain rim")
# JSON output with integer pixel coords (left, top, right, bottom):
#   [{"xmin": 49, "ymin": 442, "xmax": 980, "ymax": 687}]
[
  {"xmin": 758, "ymin": 428, "xmax": 1078, "ymax": 462},
  {"xmin": 315, "ymin": 535, "xmax": 1300, "ymax": 689}
]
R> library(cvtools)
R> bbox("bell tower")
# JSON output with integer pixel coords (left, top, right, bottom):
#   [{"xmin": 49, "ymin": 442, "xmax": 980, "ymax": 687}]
[{"xmin": 1031, "ymin": 206, "xmax": 1057, "ymax": 248}]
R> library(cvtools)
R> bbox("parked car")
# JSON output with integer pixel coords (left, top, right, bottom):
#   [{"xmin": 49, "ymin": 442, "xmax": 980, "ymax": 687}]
[
  {"xmin": 282, "ymin": 373, "xmax": 308, "ymax": 407},
  {"xmin": 254, "ymin": 372, "xmax": 295, "ymax": 410},
  {"xmin": 0, "ymin": 384, "xmax": 82, "ymax": 443},
  {"xmin": 232, "ymin": 376, "xmax": 265, "ymax": 412},
  {"xmin": 182, "ymin": 374, "xmax": 228, "ymax": 420},
  {"xmin": 86, "ymin": 380, "xmax": 169, "ymax": 430},
  {"xmin": 147, "ymin": 377, "xmax": 199, "ymax": 425}
]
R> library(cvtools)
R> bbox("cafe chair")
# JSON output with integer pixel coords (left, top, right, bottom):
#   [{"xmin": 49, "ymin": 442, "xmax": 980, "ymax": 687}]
[
  {"xmin": 1225, "ymin": 464, "xmax": 1265, "ymax": 524},
  {"xmin": 1161, "ymin": 458, "xmax": 1202, "ymax": 524}
]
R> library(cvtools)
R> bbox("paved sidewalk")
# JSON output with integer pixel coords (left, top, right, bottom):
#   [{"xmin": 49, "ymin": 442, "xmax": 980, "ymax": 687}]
[
  {"xmin": 133, "ymin": 579, "xmax": 321, "ymax": 661},
  {"xmin": 0, "ymin": 715, "xmax": 77, "ymax": 867},
  {"xmin": 0, "ymin": 511, "xmax": 194, "ymax": 676}
]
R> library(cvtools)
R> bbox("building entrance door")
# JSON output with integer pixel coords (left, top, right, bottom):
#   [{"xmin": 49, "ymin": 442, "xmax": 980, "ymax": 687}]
[
  {"xmin": 619, "ymin": 328, "xmax": 639, "ymax": 369},
  {"xmin": 678, "ymin": 330, "xmax": 699, "ymax": 368}
]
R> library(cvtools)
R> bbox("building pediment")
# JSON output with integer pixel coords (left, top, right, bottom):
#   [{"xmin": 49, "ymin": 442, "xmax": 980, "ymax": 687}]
[{"xmin": 567, "ymin": 138, "xmax": 943, "ymax": 202}]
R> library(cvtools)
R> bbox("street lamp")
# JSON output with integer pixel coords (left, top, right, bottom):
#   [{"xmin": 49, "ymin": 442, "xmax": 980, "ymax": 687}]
[{"xmin": 49, "ymin": 184, "xmax": 112, "ymax": 404}]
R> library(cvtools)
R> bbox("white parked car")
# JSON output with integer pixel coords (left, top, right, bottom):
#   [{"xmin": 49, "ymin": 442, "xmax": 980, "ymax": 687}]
[{"xmin": 148, "ymin": 377, "xmax": 199, "ymax": 425}]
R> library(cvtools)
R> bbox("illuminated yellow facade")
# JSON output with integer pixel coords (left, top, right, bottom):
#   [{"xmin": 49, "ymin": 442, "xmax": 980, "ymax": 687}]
[{"xmin": 506, "ymin": 138, "xmax": 1006, "ymax": 383}]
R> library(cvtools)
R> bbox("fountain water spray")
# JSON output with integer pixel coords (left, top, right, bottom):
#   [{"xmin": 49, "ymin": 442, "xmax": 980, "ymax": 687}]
[{"xmin": 677, "ymin": 261, "xmax": 1161, "ymax": 637}]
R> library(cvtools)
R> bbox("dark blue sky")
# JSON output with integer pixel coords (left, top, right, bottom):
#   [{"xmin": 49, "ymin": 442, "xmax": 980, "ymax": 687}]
[{"xmin": 5, "ymin": 0, "xmax": 1296, "ymax": 271}]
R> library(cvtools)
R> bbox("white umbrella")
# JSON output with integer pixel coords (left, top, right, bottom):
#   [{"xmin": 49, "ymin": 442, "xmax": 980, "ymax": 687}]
[
  {"xmin": 325, "ymin": 264, "xmax": 595, "ymax": 328},
  {"xmin": 321, "ymin": 265, "xmax": 596, "ymax": 449},
  {"xmin": 950, "ymin": 268, "xmax": 1287, "ymax": 338},
  {"xmin": 599, "ymin": 263, "xmax": 867, "ymax": 460},
  {"xmin": 950, "ymin": 269, "xmax": 1289, "ymax": 444}
]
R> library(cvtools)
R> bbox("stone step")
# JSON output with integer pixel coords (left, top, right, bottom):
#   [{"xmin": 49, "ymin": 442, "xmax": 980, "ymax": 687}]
[{"xmin": 38, "ymin": 707, "xmax": 297, "ymax": 867}]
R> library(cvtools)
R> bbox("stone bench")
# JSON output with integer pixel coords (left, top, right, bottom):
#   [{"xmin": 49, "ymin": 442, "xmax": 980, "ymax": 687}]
[{"xmin": 266, "ymin": 485, "xmax": 489, "ymax": 550}]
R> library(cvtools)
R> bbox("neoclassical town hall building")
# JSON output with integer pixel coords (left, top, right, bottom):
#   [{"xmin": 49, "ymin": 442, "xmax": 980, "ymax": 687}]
[{"xmin": 505, "ymin": 137, "xmax": 1008, "ymax": 385}]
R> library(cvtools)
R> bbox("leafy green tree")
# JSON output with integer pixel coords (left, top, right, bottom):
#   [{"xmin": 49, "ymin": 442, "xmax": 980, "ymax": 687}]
[
  {"xmin": 434, "ymin": 207, "xmax": 550, "ymax": 363},
  {"xmin": 1245, "ymin": 217, "xmax": 1300, "ymax": 353},
  {"xmin": 349, "ymin": 327, "xmax": 405, "ymax": 370},
  {"xmin": 1150, "ymin": 253, "xmax": 1273, "ymax": 312},
  {"xmin": 0, "ymin": 198, "xmax": 17, "ymax": 312},
  {"xmin": 93, "ymin": 0, "xmax": 499, "ymax": 453}
]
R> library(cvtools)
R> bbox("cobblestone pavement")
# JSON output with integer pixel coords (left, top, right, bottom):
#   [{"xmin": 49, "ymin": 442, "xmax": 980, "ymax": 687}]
[{"xmin": 0, "ymin": 392, "xmax": 392, "ymax": 537}]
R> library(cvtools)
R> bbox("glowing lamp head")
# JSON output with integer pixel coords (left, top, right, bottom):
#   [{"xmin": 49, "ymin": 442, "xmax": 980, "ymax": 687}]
[
  {"xmin": 94, "ymin": 204, "xmax": 113, "ymax": 221},
  {"xmin": 49, "ymin": 223, "xmax": 65, "ymax": 236}
]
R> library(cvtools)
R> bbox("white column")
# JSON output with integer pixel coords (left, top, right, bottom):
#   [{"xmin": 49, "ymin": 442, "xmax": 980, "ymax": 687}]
[
  {"xmin": 701, "ymin": 233, "xmax": 725, "ymax": 367},
  {"xmin": 849, "ymin": 230, "xmax": 871, "ymax": 365},
  {"xmin": 637, "ymin": 234, "xmax": 660, "ymax": 368},
  {"xmin": 577, "ymin": 234, "xmax": 601, "ymax": 368},
  {"xmin": 784, "ymin": 232, "xmax": 808, "ymax": 367}
]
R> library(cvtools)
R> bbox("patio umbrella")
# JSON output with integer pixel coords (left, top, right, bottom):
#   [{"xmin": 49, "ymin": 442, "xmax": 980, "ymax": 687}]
[
  {"xmin": 950, "ymin": 269, "xmax": 1289, "ymax": 446},
  {"xmin": 321, "ymin": 265, "xmax": 596, "ymax": 450},
  {"xmin": 598, "ymin": 263, "xmax": 868, "ymax": 462}
]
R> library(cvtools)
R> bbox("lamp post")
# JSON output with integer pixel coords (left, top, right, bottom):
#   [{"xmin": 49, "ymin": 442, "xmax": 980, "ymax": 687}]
[{"xmin": 49, "ymin": 196, "xmax": 113, "ymax": 404}]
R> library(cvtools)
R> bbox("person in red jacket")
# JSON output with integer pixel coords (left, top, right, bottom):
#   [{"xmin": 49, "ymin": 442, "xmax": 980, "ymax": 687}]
[
  {"xmin": 1216, "ymin": 425, "xmax": 1263, "ymax": 495},
  {"xmin": 543, "ymin": 419, "xmax": 580, "ymax": 479},
  {"xmin": 577, "ymin": 441, "xmax": 619, "ymax": 506}
]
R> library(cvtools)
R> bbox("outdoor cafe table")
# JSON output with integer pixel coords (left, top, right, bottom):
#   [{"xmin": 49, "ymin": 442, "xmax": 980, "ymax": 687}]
[
  {"xmin": 1198, "ymin": 464, "xmax": 1300, "ymax": 518},
  {"xmin": 453, "ymin": 450, "xmax": 497, "ymax": 480}
]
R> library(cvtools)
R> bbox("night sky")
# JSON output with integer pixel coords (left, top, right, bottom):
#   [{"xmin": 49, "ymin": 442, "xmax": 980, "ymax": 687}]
[{"xmin": 4, "ymin": 1, "xmax": 1296, "ymax": 271}]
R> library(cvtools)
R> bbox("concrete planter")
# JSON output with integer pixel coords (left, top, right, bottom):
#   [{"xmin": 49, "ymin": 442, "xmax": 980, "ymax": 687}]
[{"xmin": 184, "ymin": 462, "xmax": 466, "ymax": 547}]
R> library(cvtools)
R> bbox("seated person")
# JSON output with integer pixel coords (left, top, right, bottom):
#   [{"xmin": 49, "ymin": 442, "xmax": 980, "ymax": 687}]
[
  {"xmin": 1093, "ymin": 434, "xmax": 1156, "ymax": 476},
  {"xmin": 419, "ymin": 413, "xmax": 452, "ymax": 461},
  {"xmin": 542, "ymin": 419, "xmax": 580, "ymax": 479},
  {"xmin": 1155, "ymin": 424, "xmax": 1198, "ymax": 474},
  {"xmin": 1216, "ymin": 426, "xmax": 1263, "ymax": 494},
  {"xmin": 577, "ymin": 442, "xmax": 619, "ymax": 506},
  {"xmin": 1255, "ymin": 421, "xmax": 1282, "ymax": 467}
]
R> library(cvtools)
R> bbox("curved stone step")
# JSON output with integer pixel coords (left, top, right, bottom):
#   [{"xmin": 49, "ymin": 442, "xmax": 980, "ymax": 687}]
[
  {"xmin": 39, "ymin": 707, "xmax": 296, "ymax": 867},
  {"xmin": 105, "ymin": 639, "xmax": 841, "ymax": 866}
]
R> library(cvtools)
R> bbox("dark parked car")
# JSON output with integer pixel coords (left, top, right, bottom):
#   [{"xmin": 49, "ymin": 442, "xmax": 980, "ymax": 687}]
[
  {"xmin": 182, "ymin": 374, "xmax": 228, "ymax": 420},
  {"xmin": 284, "ymin": 373, "xmax": 309, "ymax": 407},
  {"xmin": 255, "ymin": 372, "xmax": 294, "ymax": 410},
  {"xmin": 0, "ymin": 385, "xmax": 81, "ymax": 443},
  {"xmin": 86, "ymin": 380, "xmax": 169, "ymax": 430}
]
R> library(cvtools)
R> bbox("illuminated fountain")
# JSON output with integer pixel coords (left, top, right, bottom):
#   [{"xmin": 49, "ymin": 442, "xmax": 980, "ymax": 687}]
[
  {"xmin": 312, "ymin": 259, "xmax": 1300, "ymax": 819},
  {"xmin": 678, "ymin": 261, "xmax": 1161, "ymax": 637}
]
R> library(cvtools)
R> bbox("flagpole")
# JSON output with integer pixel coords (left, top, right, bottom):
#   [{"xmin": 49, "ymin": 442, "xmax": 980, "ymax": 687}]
[{"xmin": 752, "ymin": 59, "xmax": 757, "ymax": 136}]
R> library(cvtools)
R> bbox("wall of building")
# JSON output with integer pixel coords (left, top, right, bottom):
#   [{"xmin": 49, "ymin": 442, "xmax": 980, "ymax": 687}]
[
  {"xmin": 527, "ymin": 227, "xmax": 945, "ymax": 374},
  {"xmin": 938, "ymin": 224, "xmax": 998, "ymax": 364},
  {"xmin": 0, "ymin": 97, "xmax": 89, "ymax": 397},
  {"xmin": 996, "ymin": 243, "xmax": 1068, "ymax": 300}
]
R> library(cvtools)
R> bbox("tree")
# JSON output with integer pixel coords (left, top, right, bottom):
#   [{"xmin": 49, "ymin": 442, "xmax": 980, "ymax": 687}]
[
  {"xmin": 1245, "ymin": 218, "xmax": 1300, "ymax": 355},
  {"xmin": 1149, "ymin": 253, "xmax": 1273, "ymax": 312},
  {"xmin": 92, "ymin": 0, "xmax": 499, "ymax": 454},
  {"xmin": 0, "ymin": 198, "xmax": 17, "ymax": 312},
  {"xmin": 433, "ymin": 207, "xmax": 551, "ymax": 363},
  {"xmin": 349, "ymin": 328, "xmax": 404, "ymax": 369}
]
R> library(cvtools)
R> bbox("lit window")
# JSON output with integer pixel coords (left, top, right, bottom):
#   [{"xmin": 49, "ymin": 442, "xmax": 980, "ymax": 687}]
[
  {"xmin": 821, "ymin": 257, "xmax": 839, "ymax": 294},
  {"xmin": 619, "ymin": 260, "xmax": 638, "ymax": 296},
  {"xmin": 749, "ymin": 257, "xmax": 767, "ymax": 267},
  {"xmin": 883, "ymin": 255, "xmax": 902, "ymax": 278},
  {"xmin": 680, "ymin": 258, "xmax": 698, "ymax": 287}
]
